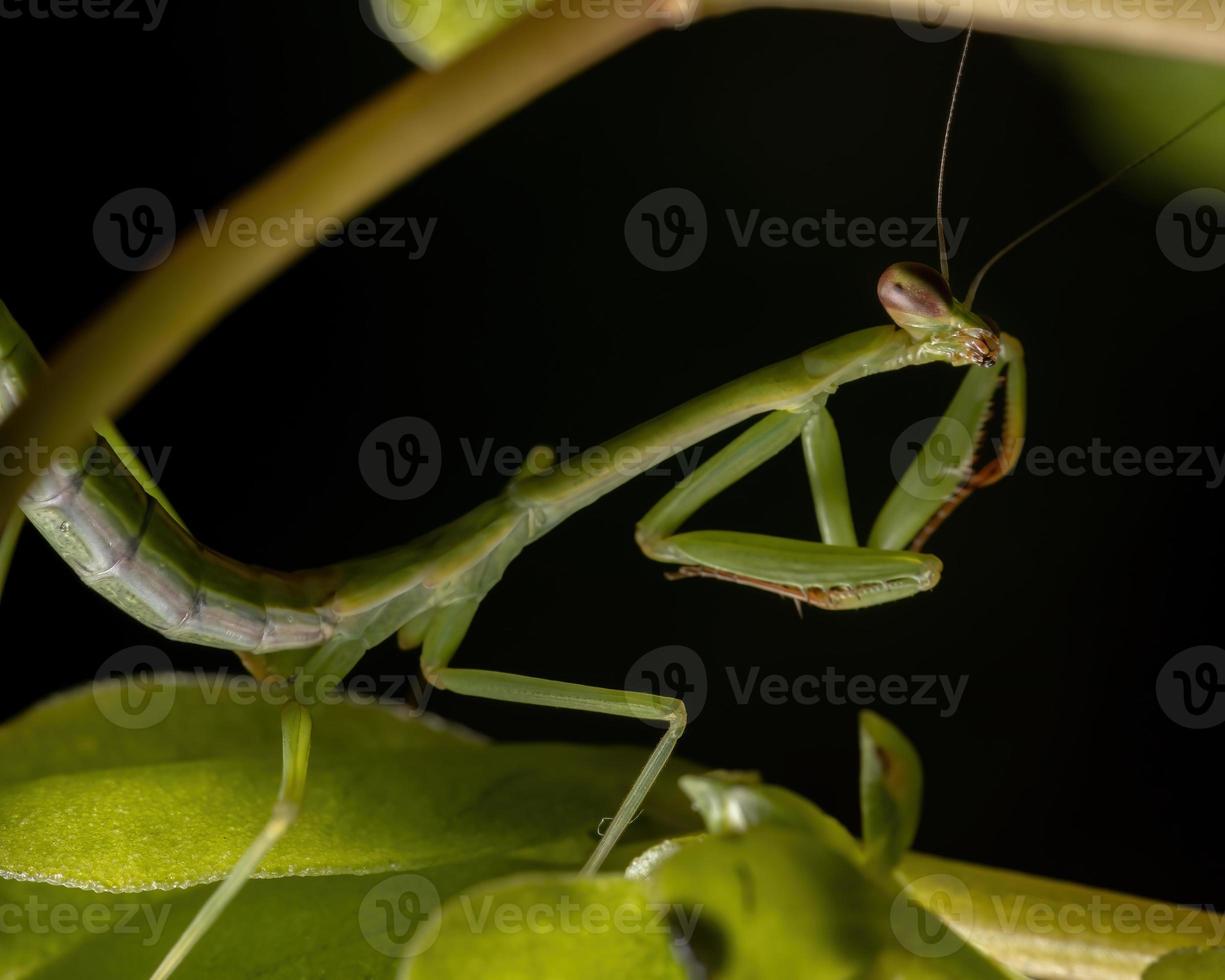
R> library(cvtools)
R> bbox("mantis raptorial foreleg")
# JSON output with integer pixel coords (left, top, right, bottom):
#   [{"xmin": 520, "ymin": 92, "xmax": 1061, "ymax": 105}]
[
  {"xmin": 870, "ymin": 333, "xmax": 1025, "ymax": 552},
  {"xmin": 635, "ymin": 409, "xmax": 943, "ymax": 610}
]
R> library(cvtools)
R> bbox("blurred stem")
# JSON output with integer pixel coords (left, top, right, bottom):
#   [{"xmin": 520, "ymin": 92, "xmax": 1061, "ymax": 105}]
[
  {"xmin": 902, "ymin": 852, "xmax": 1225, "ymax": 978},
  {"xmin": 706, "ymin": 0, "xmax": 1225, "ymax": 65},
  {"xmin": 0, "ymin": 4, "xmax": 686, "ymax": 519},
  {"xmin": 0, "ymin": 511, "xmax": 23, "ymax": 603},
  {"xmin": 2, "ymin": 0, "xmax": 1218, "ymax": 521}
]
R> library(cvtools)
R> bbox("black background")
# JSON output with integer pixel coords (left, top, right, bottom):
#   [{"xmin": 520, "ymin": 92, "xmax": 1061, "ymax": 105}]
[{"xmin": 1, "ymin": 2, "xmax": 1222, "ymax": 913}]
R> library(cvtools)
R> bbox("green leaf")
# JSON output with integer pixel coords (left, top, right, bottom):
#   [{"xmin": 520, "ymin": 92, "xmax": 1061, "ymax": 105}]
[
  {"xmin": 901, "ymin": 852, "xmax": 1225, "ymax": 980},
  {"xmin": 646, "ymin": 824, "xmax": 1021, "ymax": 979},
  {"xmin": 0, "ymin": 674, "xmax": 701, "ymax": 891},
  {"xmin": 859, "ymin": 710, "xmax": 922, "ymax": 873},
  {"xmin": 677, "ymin": 770, "xmax": 862, "ymax": 860},
  {"xmin": 1144, "ymin": 947, "xmax": 1225, "ymax": 979},
  {"xmin": 1023, "ymin": 44, "xmax": 1225, "ymax": 199},
  {"xmin": 404, "ymin": 873, "xmax": 688, "ymax": 979},
  {"xmin": 0, "ymin": 861, "xmax": 542, "ymax": 979}
]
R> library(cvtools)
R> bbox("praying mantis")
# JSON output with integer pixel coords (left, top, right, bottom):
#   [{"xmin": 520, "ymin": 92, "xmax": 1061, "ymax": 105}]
[{"xmin": 1, "ymin": 26, "xmax": 1220, "ymax": 979}]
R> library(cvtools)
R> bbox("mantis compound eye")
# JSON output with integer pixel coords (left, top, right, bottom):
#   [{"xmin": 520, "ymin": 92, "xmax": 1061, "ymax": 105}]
[{"xmin": 877, "ymin": 262, "xmax": 955, "ymax": 332}]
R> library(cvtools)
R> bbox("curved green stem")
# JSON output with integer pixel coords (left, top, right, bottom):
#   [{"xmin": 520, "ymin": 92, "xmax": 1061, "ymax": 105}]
[{"xmin": 0, "ymin": 4, "xmax": 686, "ymax": 521}]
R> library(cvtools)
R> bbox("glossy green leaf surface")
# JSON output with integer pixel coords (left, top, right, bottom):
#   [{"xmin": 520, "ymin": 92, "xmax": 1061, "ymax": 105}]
[{"xmin": 0, "ymin": 675, "xmax": 700, "ymax": 891}]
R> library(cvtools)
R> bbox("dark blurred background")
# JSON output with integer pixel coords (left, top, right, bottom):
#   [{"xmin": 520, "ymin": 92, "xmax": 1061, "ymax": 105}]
[{"xmin": 1, "ymin": 1, "xmax": 1222, "ymax": 914}]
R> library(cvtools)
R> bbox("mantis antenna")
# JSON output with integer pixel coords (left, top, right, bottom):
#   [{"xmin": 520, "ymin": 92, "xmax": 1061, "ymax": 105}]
[
  {"xmin": 937, "ymin": 26, "xmax": 973, "ymax": 283},
  {"xmin": 965, "ymin": 94, "xmax": 1225, "ymax": 309}
]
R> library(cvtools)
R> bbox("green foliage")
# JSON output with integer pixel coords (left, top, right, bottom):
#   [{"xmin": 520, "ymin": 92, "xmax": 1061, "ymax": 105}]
[
  {"xmin": 400, "ymin": 716, "xmax": 1023, "ymax": 978},
  {"xmin": 860, "ymin": 709, "xmax": 923, "ymax": 874},
  {"xmin": 405, "ymin": 875, "xmax": 687, "ymax": 979},
  {"xmin": 1023, "ymin": 43, "xmax": 1225, "ymax": 198},
  {"xmin": 2, "ymin": 683, "xmax": 1215, "ymax": 978},
  {"xmin": 1144, "ymin": 947, "xmax": 1225, "ymax": 978},
  {"xmin": 0, "ymin": 676, "xmax": 698, "ymax": 891}
]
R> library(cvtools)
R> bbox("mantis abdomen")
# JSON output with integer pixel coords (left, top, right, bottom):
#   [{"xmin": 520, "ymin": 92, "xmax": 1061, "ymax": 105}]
[{"xmin": 1, "ymin": 303, "xmax": 340, "ymax": 654}]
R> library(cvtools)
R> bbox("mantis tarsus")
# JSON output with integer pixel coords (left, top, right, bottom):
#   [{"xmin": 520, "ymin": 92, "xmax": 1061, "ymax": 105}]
[{"xmin": 1, "ymin": 28, "xmax": 1220, "ymax": 979}]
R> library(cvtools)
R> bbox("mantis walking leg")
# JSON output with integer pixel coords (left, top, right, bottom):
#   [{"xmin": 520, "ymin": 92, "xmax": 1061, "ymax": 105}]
[
  {"xmin": 151, "ymin": 701, "xmax": 312, "ymax": 979},
  {"xmin": 422, "ymin": 666, "xmax": 684, "ymax": 876},
  {"xmin": 416, "ymin": 604, "xmax": 684, "ymax": 877}
]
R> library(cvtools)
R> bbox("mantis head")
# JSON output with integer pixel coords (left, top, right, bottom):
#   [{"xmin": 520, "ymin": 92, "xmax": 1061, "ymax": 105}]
[{"xmin": 876, "ymin": 261, "xmax": 1000, "ymax": 368}]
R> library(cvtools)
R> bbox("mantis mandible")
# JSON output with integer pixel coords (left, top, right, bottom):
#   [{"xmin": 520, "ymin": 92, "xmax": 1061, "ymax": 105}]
[{"xmin": 0, "ymin": 30, "xmax": 1218, "ymax": 979}]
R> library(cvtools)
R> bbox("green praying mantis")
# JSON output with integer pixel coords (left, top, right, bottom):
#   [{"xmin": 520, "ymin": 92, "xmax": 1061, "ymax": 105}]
[{"xmin": 1, "ymin": 27, "xmax": 1221, "ymax": 978}]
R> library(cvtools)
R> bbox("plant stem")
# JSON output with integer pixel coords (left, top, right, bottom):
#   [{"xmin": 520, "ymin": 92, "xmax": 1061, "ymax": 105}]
[
  {"xmin": 0, "ymin": 4, "xmax": 688, "ymax": 519},
  {"xmin": 704, "ymin": 0, "xmax": 1225, "ymax": 65},
  {"xmin": 2, "ymin": 0, "xmax": 1218, "ymax": 521}
]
